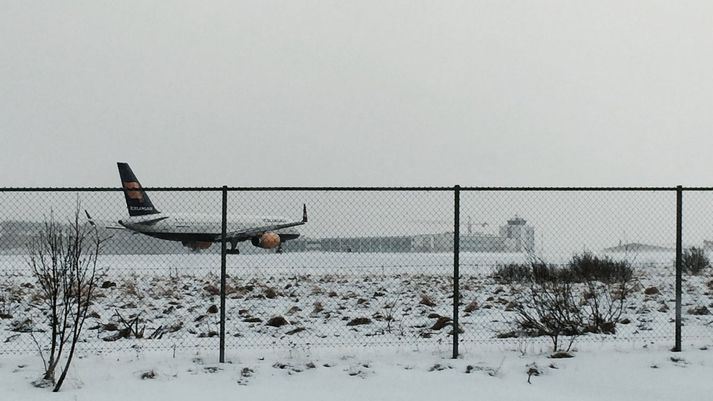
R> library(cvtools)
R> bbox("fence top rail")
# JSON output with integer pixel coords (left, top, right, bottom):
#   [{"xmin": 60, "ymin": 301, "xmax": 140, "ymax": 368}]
[
  {"xmin": 0, "ymin": 186, "xmax": 710, "ymax": 192},
  {"xmin": 1, "ymin": 186, "xmax": 451, "ymax": 192},
  {"xmin": 460, "ymin": 186, "xmax": 681, "ymax": 191}
]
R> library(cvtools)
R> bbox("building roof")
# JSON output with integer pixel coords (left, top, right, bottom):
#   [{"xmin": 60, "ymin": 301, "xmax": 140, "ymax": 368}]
[{"xmin": 507, "ymin": 216, "xmax": 527, "ymax": 226}]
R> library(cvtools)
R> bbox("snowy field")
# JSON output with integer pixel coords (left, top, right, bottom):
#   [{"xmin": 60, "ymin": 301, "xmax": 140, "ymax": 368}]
[
  {"xmin": 2, "ymin": 251, "xmax": 712, "ymax": 353},
  {"xmin": 1, "ymin": 251, "xmax": 713, "ymax": 398}
]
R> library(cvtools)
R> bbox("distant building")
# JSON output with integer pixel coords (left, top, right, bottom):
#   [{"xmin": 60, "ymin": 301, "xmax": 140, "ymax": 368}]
[
  {"xmin": 313, "ymin": 236, "xmax": 413, "ymax": 253},
  {"xmin": 602, "ymin": 242, "xmax": 672, "ymax": 253},
  {"xmin": 0, "ymin": 220, "xmax": 46, "ymax": 253},
  {"xmin": 498, "ymin": 216, "xmax": 535, "ymax": 252},
  {"xmin": 310, "ymin": 215, "xmax": 536, "ymax": 253},
  {"xmin": 412, "ymin": 231, "xmax": 512, "ymax": 252}
]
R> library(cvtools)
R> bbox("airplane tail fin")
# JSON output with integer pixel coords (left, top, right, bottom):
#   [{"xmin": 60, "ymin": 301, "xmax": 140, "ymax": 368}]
[{"xmin": 117, "ymin": 162, "xmax": 160, "ymax": 216}]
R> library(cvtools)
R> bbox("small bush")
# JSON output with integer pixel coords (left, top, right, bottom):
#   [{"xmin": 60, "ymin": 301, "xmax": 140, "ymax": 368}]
[
  {"xmin": 532, "ymin": 262, "xmax": 561, "ymax": 283},
  {"xmin": 494, "ymin": 253, "xmax": 632, "ymax": 285},
  {"xmin": 507, "ymin": 253, "xmax": 636, "ymax": 351},
  {"xmin": 493, "ymin": 263, "xmax": 531, "ymax": 283},
  {"xmin": 567, "ymin": 253, "xmax": 633, "ymax": 284},
  {"xmin": 682, "ymin": 247, "xmax": 710, "ymax": 275},
  {"xmin": 514, "ymin": 279, "xmax": 583, "ymax": 351},
  {"xmin": 493, "ymin": 261, "xmax": 562, "ymax": 284}
]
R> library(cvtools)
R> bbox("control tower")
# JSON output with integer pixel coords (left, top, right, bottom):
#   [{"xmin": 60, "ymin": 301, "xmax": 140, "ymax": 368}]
[{"xmin": 499, "ymin": 215, "xmax": 535, "ymax": 252}]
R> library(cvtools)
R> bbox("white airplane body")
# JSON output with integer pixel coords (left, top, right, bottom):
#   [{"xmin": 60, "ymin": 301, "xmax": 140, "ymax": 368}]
[{"xmin": 112, "ymin": 163, "xmax": 306, "ymax": 252}]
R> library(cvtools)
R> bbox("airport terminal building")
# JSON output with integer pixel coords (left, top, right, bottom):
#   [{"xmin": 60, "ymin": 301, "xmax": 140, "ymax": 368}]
[{"xmin": 303, "ymin": 216, "xmax": 535, "ymax": 253}]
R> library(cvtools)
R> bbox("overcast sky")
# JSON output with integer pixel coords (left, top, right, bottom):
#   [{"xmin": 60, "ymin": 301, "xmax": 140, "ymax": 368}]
[{"xmin": 2, "ymin": 1, "xmax": 712, "ymax": 188}]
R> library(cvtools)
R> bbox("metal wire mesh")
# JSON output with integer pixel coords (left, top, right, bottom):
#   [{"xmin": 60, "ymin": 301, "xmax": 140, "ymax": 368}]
[
  {"xmin": 458, "ymin": 189, "xmax": 678, "ymax": 345},
  {"xmin": 679, "ymin": 190, "xmax": 713, "ymax": 340},
  {"xmin": 0, "ymin": 187, "xmax": 707, "ymax": 355},
  {"xmin": 222, "ymin": 189, "xmax": 453, "ymax": 349},
  {"xmin": 0, "ymin": 190, "xmax": 223, "ymax": 354}
]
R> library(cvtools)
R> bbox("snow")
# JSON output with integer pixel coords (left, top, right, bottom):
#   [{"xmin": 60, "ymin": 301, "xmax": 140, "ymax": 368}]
[
  {"xmin": 2, "ymin": 251, "xmax": 712, "ymax": 399},
  {"xmin": 1, "ymin": 342, "xmax": 712, "ymax": 400},
  {"xmin": 4, "ymin": 251, "xmax": 708, "ymax": 355}
]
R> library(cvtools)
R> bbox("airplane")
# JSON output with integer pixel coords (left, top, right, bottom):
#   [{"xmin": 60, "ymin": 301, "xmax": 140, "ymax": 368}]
[{"xmin": 107, "ymin": 162, "xmax": 307, "ymax": 253}]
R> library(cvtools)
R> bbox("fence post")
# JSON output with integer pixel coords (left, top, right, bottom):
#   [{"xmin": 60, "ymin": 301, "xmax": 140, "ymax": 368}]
[
  {"xmin": 219, "ymin": 186, "xmax": 228, "ymax": 362},
  {"xmin": 452, "ymin": 185, "xmax": 460, "ymax": 359},
  {"xmin": 674, "ymin": 185, "xmax": 683, "ymax": 352}
]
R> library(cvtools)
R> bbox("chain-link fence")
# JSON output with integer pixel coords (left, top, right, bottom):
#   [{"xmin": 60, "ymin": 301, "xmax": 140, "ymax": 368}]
[{"xmin": 1, "ymin": 187, "xmax": 711, "ymax": 356}]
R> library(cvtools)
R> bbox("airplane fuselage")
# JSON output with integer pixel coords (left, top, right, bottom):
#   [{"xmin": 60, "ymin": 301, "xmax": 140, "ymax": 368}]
[{"xmin": 118, "ymin": 213, "xmax": 300, "ymax": 244}]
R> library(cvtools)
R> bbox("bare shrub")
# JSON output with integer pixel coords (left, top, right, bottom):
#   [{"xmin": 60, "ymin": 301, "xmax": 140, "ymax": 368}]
[
  {"xmin": 114, "ymin": 310, "xmax": 146, "ymax": 338},
  {"xmin": 379, "ymin": 289, "xmax": 404, "ymax": 335},
  {"xmin": 510, "ymin": 254, "xmax": 636, "ymax": 351},
  {"xmin": 514, "ymin": 279, "xmax": 583, "ymax": 352},
  {"xmin": 495, "ymin": 253, "xmax": 633, "ymax": 285},
  {"xmin": 0, "ymin": 290, "xmax": 8, "ymax": 318},
  {"xmin": 27, "ymin": 203, "xmax": 104, "ymax": 392},
  {"xmin": 121, "ymin": 275, "xmax": 144, "ymax": 300},
  {"xmin": 682, "ymin": 247, "xmax": 711, "ymax": 275},
  {"xmin": 493, "ymin": 263, "xmax": 531, "ymax": 284},
  {"xmin": 580, "ymin": 272, "xmax": 636, "ymax": 335},
  {"xmin": 567, "ymin": 253, "xmax": 633, "ymax": 283}
]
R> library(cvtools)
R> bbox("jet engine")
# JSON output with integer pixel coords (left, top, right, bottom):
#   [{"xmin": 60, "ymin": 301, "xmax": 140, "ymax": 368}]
[{"xmin": 251, "ymin": 232, "xmax": 281, "ymax": 249}]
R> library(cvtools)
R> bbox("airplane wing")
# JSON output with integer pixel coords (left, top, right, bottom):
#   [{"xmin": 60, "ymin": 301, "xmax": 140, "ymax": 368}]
[
  {"xmin": 85, "ymin": 210, "xmax": 168, "ymax": 229},
  {"xmin": 85, "ymin": 210, "xmax": 125, "ymax": 230},
  {"xmin": 222, "ymin": 204, "xmax": 307, "ymax": 242}
]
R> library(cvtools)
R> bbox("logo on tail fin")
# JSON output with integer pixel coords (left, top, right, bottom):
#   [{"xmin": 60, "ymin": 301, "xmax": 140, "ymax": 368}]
[{"xmin": 122, "ymin": 181, "xmax": 144, "ymax": 202}]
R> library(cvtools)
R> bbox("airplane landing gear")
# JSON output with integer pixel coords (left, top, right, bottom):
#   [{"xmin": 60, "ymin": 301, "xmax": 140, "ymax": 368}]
[{"xmin": 226, "ymin": 240, "xmax": 240, "ymax": 255}]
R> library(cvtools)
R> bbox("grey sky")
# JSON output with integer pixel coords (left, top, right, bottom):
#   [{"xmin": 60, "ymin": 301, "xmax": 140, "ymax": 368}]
[{"xmin": 2, "ymin": 1, "xmax": 712, "ymax": 188}]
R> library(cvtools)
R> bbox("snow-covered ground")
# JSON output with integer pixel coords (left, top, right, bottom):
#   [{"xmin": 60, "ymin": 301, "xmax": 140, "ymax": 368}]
[
  {"xmin": 3, "ymin": 251, "xmax": 711, "ymax": 354},
  {"xmin": 2, "ymin": 251, "xmax": 713, "ymax": 399},
  {"xmin": 2, "ymin": 342, "xmax": 712, "ymax": 400}
]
